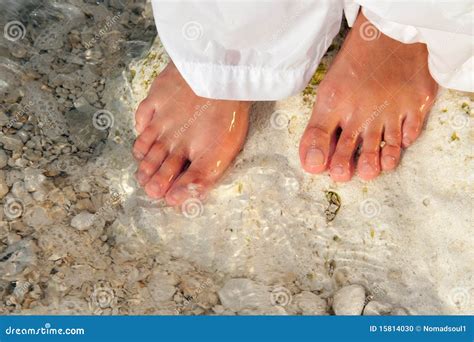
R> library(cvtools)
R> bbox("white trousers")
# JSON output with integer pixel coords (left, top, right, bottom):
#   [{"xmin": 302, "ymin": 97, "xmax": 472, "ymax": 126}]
[{"xmin": 151, "ymin": 0, "xmax": 473, "ymax": 101}]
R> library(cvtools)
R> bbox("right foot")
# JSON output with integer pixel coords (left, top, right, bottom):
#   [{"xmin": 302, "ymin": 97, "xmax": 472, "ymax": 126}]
[{"xmin": 133, "ymin": 62, "xmax": 250, "ymax": 206}]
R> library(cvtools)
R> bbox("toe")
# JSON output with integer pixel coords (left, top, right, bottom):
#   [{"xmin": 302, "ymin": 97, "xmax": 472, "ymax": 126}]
[
  {"xmin": 135, "ymin": 141, "xmax": 168, "ymax": 186},
  {"xmin": 132, "ymin": 123, "xmax": 163, "ymax": 160},
  {"xmin": 357, "ymin": 128, "xmax": 382, "ymax": 181},
  {"xmin": 299, "ymin": 123, "xmax": 338, "ymax": 174},
  {"xmin": 381, "ymin": 119, "xmax": 402, "ymax": 171},
  {"xmin": 135, "ymin": 98, "xmax": 155, "ymax": 134},
  {"xmin": 144, "ymin": 153, "xmax": 186, "ymax": 199},
  {"xmin": 166, "ymin": 144, "xmax": 233, "ymax": 206},
  {"xmin": 401, "ymin": 112, "xmax": 424, "ymax": 148},
  {"xmin": 329, "ymin": 127, "xmax": 360, "ymax": 182}
]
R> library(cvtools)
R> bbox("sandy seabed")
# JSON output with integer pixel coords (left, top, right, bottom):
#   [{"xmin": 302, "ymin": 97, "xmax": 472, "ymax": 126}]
[{"xmin": 0, "ymin": 0, "xmax": 472, "ymax": 316}]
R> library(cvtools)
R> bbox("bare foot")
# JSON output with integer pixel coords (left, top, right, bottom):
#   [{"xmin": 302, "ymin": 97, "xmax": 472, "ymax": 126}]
[
  {"xmin": 299, "ymin": 12, "xmax": 438, "ymax": 181},
  {"xmin": 133, "ymin": 62, "xmax": 250, "ymax": 205}
]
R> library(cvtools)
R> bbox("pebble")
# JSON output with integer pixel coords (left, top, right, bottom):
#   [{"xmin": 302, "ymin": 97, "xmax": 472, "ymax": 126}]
[
  {"xmin": 0, "ymin": 149, "xmax": 8, "ymax": 168},
  {"xmin": 294, "ymin": 291, "xmax": 327, "ymax": 315},
  {"xmin": 363, "ymin": 301, "xmax": 393, "ymax": 315},
  {"xmin": 24, "ymin": 168, "xmax": 46, "ymax": 192},
  {"xmin": 332, "ymin": 284, "xmax": 366, "ymax": 315},
  {"xmin": 70, "ymin": 211, "xmax": 96, "ymax": 230},
  {"xmin": 6, "ymin": 169, "xmax": 23, "ymax": 187},
  {"xmin": 218, "ymin": 278, "xmax": 270, "ymax": 312},
  {"xmin": 0, "ymin": 179, "xmax": 9, "ymax": 199},
  {"xmin": 147, "ymin": 272, "xmax": 177, "ymax": 303},
  {"xmin": 11, "ymin": 181, "xmax": 33, "ymax": 204},
  {"xmin": 0, "ymin": 134, "xmax": 24, "ymax": 152},
  {"xmin": 23, "ymin": 206, "xmax": 53, "ymax": 228}
]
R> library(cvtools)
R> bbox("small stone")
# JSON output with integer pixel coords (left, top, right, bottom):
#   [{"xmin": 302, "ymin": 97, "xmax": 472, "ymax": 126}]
[
  {"xmin": 148, "ymin": 272, "xmax": 177, "ymax": 303},
  {"xmin": 391, "ymin": 307, "xmax": 409, "ymax": 315},
  {"xmin": 294, "ymin": 291, "xmax": 327, "ymax": 315},
  {"xmin": 11, "ymin": 181, "xmax": 33, "ymax": 204},
  {"xmin": 24, "ymin": 149, "xmax": 43, "ymax": 161},
  {"xmin": 0, "ymin": 149, "xmax": 8, "ymax": 168},
  {"xmin": 23, "ymin": 206, "xmax": 53, "ymax": 228},
  {"xmin": 0, "ymin": 134, "xmax": 24, "ymax": 152},
  {"xmin": 332, "ymin": 284, "xmax": 366, "ymax": 316},
  {"xmin": 0, "ymin": 239, "xmax": 38, "ymax": 277},
  {"xmin": 218, "ymin": 278, "xmax": 270, "ymax": 312},
  {"xmin": 24, "ymin": 168, "xmax": 46, "ymax": 192},
  {"xmin": 6, "ymin": 169, "xmax": 23, "ymax": 186},
  {"xmin": 0, "ymin": 179, "xmax": 9, "ymax": 199},
  {"xmin": 363, "ymin": 301, "xmax": 393, "ymax": 315},
  {"xmin": 71, "ymin": 211, "xmax": 95, "ymax": 230}
]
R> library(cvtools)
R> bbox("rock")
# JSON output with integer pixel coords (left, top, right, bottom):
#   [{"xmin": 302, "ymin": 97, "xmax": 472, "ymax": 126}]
[
  {"xmin": 71, "ymin": 211, "xmax": 96, "ymax": 230},
  {"xmin": 0, "ymin": 171, "xmax": 9, "ymax": 199},
  {"xmin": 11, "ymin": 181, "xmax": 33, "ymax": 205},
  {"xmin": 24, "ymin": 149, "xmax": 42, "ymax": 161},
  {"xmin": 148, "ymin": 272, "xmax": 177, "ymax": 303},
  {"xmin": 0, "ymin": 149, "xmax": 8, "ymax": 168},
  {"xmin": 0, "ymin": 177, "xmax": 9, "ymax": 199},
  {"xmin": 0, "ymin": 239, "xmax": 38, "ymax": 277},
  {"xmin": 66, "ymin": 109, "xmax": 107, "ymax": 151},
  {"xmin": 6, "ymin": 169, "xmax": 23, "ymax": 186},
  {"xmin": 218, "ymin": 278, "xmax": 271, "ymax": 312},
  {"xmin": 24, "ymin": 168, "xmax": 46, "ymax": 192},
  {"xmin": 23, "ymin": 206, "xmax": 53, "ymax": 228},
  {"xmin": 294, "ymin": 291, "xmax": 327, "ymax": 315},
  {"xmin": 332, "ymin": 285, "xmax": 366, "ymax": 315},
  {"xmin": 391, "ymin": 307, "xmax": 409, "ymax": 315},
  {"xmin": 0, "ymin": 133, "xmax": 24, "ymax": 152},
  {"xmin": 363, "ymin": 301, "xmax": 393, "ymax": 315}
]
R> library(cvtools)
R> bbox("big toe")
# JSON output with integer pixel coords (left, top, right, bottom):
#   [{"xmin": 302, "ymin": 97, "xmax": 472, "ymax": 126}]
[
  {"xmin": 299, "ymin": 125, "xmax": 337, "ymax": 174},
  {"xmin": 166, "ymin": 145, "xmax": 234, "ymax": 206}
]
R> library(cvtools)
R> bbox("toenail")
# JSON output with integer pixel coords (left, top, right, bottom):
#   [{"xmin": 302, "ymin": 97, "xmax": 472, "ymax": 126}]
[
  {"xmin": 332, "ymin": 165, "xmax": 345, "ymax": 175},
  {"xmin": 136, "ymin": 171, "xmax": 148, "ymax": 184},
  {"xmin": 360, "ymin": 159, "xmax": 373, "ymax": 173},
  {"xmin": 382, "ymin": 155, "xmax": 396, "ymax": 166},
  {"xmin": 148, "ymin": 182, "xmax": 161, "ymax": 194},
  {"xmin": 133, "ymin": 150, "xmax": 144, "ymax": 160},
  {"xmin": 402, "ymin": 134, "xmax": 412, "ymax": 146},
  {"xmin": 305, "ymin": 148, "xmax": 325, "ymax": 167}
]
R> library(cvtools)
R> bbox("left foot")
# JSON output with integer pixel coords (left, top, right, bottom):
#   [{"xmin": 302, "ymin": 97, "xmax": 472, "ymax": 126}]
[{"xmin": 299, "ymin": 12, "xmax": 438, "ymax": 181}]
